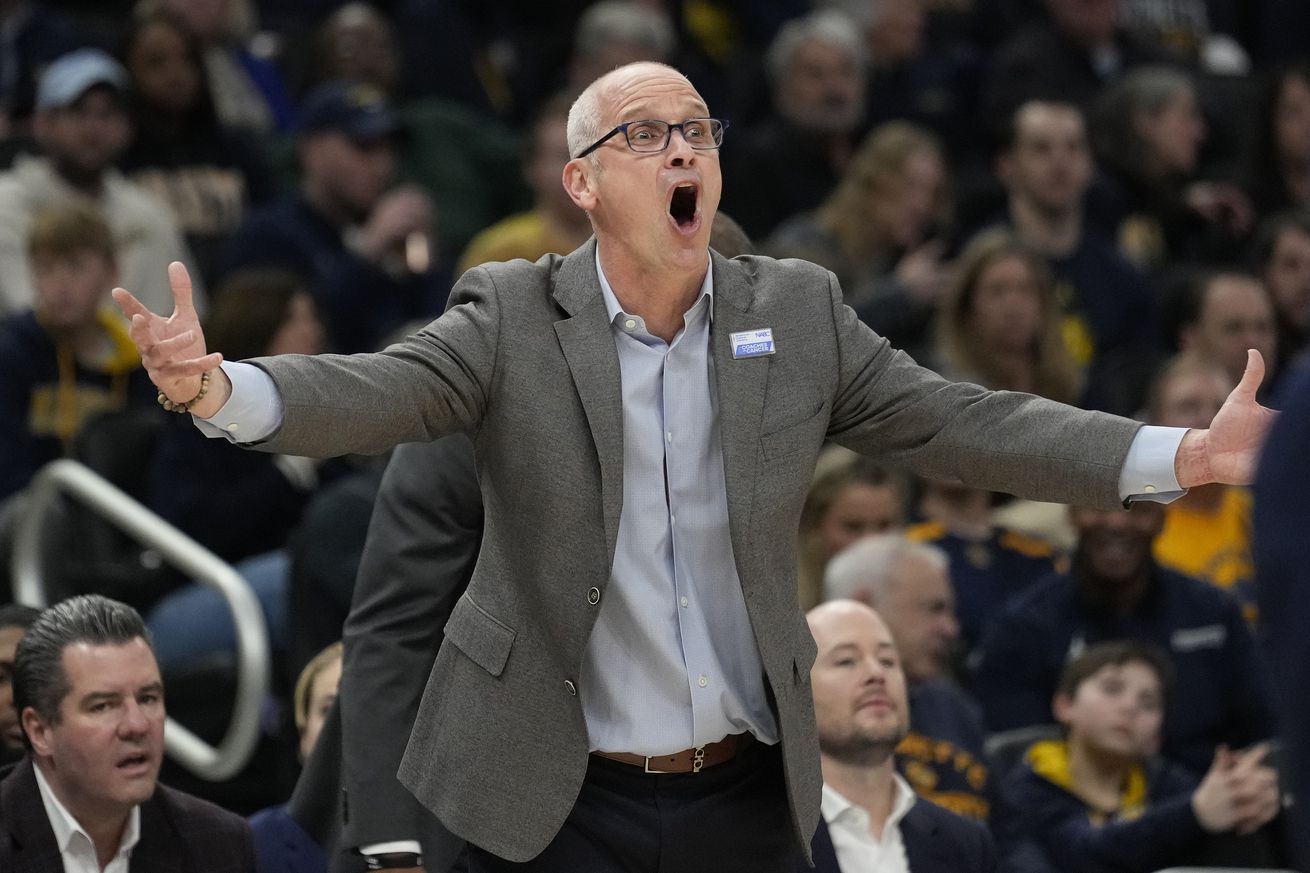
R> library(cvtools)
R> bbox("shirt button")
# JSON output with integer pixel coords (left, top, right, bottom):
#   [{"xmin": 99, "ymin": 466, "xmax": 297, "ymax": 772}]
[
  {"xmin": 587, "ymin": 587, "xmax": 601, "ymax": 605},
  {"xmin": 226, "ymin": 423, "xmax": 239, "ymax": 432},
  {"xmin": 680, "ymin": 596, "xmax": 688, "ymax": 608},
  {"xmin": 564, "ymin": 680, "xmax": 577, "ymax": 696},
  {"xmin": 1144, "ymin": 484, "xmax": 1157, "ymax": 493},
  {"xmin": 666, "ymin": 431, "xmax": 673, "ymax": 443},
  {"xmin": 624, "ymin": 318, "xmax": 637, "ymax": 331},
  {"xmin": 698, "ymin": 675, "xmax": 708, "ymax": 688}
]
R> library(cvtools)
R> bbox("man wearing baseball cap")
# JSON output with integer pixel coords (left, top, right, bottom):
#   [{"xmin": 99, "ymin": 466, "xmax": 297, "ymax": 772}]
[
  {"xmin": 0, "ymin": 47, "xmax": 202, "ymax": 320},
  {"xmin": 225, "ymin": 80, "xmax": 446, "ymax": 353}
]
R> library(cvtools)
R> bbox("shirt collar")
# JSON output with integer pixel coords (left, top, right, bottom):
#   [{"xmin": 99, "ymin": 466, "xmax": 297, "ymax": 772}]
[
  {"xmin": 821, "ymin": 773, "xmax": 918, "ymax": 833},
  {"xmin": 34, "ymin": 762, "xmax": 142, "ymax": 861},
  {"xmin": 594, "ymin": 248, "xmax": 714, "ymax": 327}
]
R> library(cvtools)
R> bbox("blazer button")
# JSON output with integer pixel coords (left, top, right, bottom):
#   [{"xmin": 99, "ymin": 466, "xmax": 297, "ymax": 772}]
[
  {"xmin": 587, "ymin": 587, "xmax": 601, "ymax": 605},
  {"xmin": 564, "ymin": 680, "xmax": 577, "ymax": 696}
]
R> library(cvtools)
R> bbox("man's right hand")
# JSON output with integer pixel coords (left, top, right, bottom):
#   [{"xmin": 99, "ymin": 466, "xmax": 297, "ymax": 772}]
[{"xmin": 112, "ymin": 261, "xmax": 231, "ymax": 418}]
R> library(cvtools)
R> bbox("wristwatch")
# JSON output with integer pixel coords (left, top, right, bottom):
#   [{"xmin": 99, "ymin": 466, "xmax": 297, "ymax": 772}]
[{"xmin": 362, "ymin": 851, "xmax": 423, "ymax": 870}]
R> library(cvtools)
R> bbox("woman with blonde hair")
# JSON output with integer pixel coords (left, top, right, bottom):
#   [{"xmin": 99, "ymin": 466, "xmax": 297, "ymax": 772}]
[
  {"xmin": 768, "ymin": 120, "xmax": 950, "ymax": 359},
  {"xmin": 937, "ymin": 229, "xmax": 1082, "ymax": 405}
]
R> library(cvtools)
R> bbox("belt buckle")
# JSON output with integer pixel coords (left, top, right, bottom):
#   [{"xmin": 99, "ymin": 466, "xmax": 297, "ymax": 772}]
[{"xmin": 643, "ymin": 756, "xmax": 670, "ymax": 774}]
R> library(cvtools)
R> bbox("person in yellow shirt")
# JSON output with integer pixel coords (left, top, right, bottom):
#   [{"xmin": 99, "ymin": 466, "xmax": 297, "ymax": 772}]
[
  {"xmin": 456, "ymin": 95, "xmax": 592, "ymax": 275},
  {"xmin": 1147, "ymin": 355, "xmax": 1256, "ymax": 618}
]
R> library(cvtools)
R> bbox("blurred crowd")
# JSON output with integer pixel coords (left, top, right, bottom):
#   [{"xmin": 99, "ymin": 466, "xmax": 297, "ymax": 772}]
[{"xmin": 0, "ymin": 0, "xmax": 1306, "ymax": 870}]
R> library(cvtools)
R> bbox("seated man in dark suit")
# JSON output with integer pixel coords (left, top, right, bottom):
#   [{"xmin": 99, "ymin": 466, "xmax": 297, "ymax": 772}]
[
  {"xmin": 804, "ymin": 599, "xmax": 994, "ymax": 873},
  {"xmin": 1, "ymin": 594, "xmax": 255, "ymax": 872}
]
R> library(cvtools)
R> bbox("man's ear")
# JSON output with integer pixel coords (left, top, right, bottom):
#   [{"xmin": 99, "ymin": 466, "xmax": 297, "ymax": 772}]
[
  {"xmin": 1178, "ymin": 323, "xmax": 1198, "ymax": 352},
  {"xmin": 1051, "ymin": 691, "xmax": 1074, "ymax": 727},
  {"xmin": 995, "ymin": 151, "xmax": 1015, "ymax": 188},
  {"xmin": 21, "ymin": 707, "xmax": 52, "ymax": 757},
  {"xmin": 563, "ymin": 159, "xmax": 598, "ymax": 212}
]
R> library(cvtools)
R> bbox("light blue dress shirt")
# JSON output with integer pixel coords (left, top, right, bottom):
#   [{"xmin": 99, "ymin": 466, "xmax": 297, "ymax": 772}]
[{"xmin": 194, "ymin": 260, "xmax": 1191, "ymax": 755}]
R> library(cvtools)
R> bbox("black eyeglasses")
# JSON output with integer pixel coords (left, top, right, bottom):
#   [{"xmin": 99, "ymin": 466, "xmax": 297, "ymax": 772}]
[{"xmin": 573, "ymin": 118, "xmax": 728, "ymax": 159}]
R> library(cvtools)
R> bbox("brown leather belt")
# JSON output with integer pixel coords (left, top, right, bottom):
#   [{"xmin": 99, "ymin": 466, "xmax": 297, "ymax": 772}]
[{"xmin": 593, "ymin": 732, "xmax": 752, "ymax": 774}]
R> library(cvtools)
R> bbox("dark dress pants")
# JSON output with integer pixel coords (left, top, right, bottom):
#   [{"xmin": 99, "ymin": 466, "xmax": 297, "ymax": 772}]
[{"xmin": 467, "ymin": 739, "xmax": 803, "ymax": 873}]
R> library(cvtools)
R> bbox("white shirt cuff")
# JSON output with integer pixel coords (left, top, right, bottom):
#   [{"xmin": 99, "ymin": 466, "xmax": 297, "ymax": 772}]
[
  {"xmin": 1118, "ymin": 425, "xmax": 1188, "ymax": 504},
  {"xmin": 191, "ymin": 361, "xmax": 283, "ymax": 443},
  {"xmin": 360, "ymin": 840, "xmax": 423, "ymax": 856}
]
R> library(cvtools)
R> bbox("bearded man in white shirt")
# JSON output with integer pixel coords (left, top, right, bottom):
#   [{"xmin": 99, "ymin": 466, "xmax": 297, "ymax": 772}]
[{"xmin": 805, "ymin": 600, "xmax": 995, "ymax": 873}]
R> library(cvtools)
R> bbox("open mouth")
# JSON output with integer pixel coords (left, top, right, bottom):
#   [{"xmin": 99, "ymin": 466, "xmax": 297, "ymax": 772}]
[
  {"xmin": 117, "ymin": 753, "xmax": 150, "ymax": 772},
  {"xmin": 669, "ymin": 183, "xmax": 700, "ymax": 232}
]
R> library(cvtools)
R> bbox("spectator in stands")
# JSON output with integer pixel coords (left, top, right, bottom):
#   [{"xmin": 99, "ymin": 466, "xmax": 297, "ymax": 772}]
[
  {"xmin": 457, "ymin": 94, "xmax": 592, "ymax": 275},
  {"xmin": 249, "ymin": 641, "xmax": 342, "ymax": 873},
  {"xmin": 1147, "ymin": 355, "xmax": 1255, "ymax": 616},
  {"xmin": 0, "ymin": 603, "xmax": 40, "ymax": 763},
  {"xmin": 136, "ymin": 0, "xmax": 292, "ymax": 133},
  {"xmin": 994, "ymin": 641, "xmax": 1281, "ymax": 873},
  {"xmin": 0, "ymin": 47, "xmax": 201, "ymax": 320},
  {"xmin": 824, "ymin": 535, "xmax": 959, "ymax": 684},
  {"xmin": 973, "ymin": 500, "xmax": 1276, "ymax": 776},
  {"xmin": 1248, "ymin": 63, "xmax": 1310, "ymax": 216},
  {"xmin": 226, "ymin": 81, "xmax": 445, "ymax": 353},
  {"xmin": 722, "ymin": 10, "xmax": 866, "ymax": 241},
  {"xmin": 1090, "ymin": 66, "xmax": 1253, "ymax": 271},
  {"xmin": 2, "ymin": 594, "xmax": 256, "ymax": 871},
  {"xmin": 818, "ymin": 0, "xmax": 980, "ymax": 159},
  {"xmin": 823, "ymin": 535, "xmax": 991, "ymax": 822},
  {"xmin": 905, "ymin": 477, "xmax": 1061, "ymax": 665},
  {"xmin": 0, "ymin": 202, "xmax": 154, "ymax": 504},
  {"xmin": 805, "ymin": 599, "xmax": 996, "ymax": 872},
  {"xmin": 1177, "ymin": 271, "xmax": 1278, "ymax": 398},
  {"xmin": 0, "ymin": 0, "xmax": 82, "ymax": 133},
  {"xmin": 769, "ymin": 121, "xmax": 950, "ymax": 360},
  {"xmin": 982, "ymin": 0, "xmax": 1171, "ymax": 137},
  {"xmin": 1117, "ymin": 0, "xmax": 1249, "ymax": 71},
  {"xmin": 935, "ymin": 229, "xmax": 1081, "ymax": 402},
  {"xmin": 798, "ymin": 456, "xmax": 908, "ymax": 611},
  {"xmin": 119, "ymin": 11, "xmax": 278, "ymax": 286},
  {"xmin": 301, "ymin": 3, "xmax": 528, "ymax": 259},
  {"xmin": 568, "ymin": 1, "xmax": 677, "ymax": 97},
  {"xmin": 144, "ymin": 269, "xmax": 329, "ymax": 672},
  {"xmin": 1253, "ymin": 210, "xmax": 1310, "ymax": 374},
  {"xmin": 991, "ymin": 99, "xmax": 1159, "ymax": 415}
]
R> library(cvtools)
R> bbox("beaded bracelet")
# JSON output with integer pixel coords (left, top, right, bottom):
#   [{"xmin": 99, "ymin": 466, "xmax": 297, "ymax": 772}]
[{"xmin": 158, "ymin": 369, "xmax": 211, "ymax": 414}]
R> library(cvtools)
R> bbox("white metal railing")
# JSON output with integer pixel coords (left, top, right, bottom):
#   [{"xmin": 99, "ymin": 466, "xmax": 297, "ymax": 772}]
[{"xmin": 11, "ymin": 459, "xmax": 269, "ymax": 781}]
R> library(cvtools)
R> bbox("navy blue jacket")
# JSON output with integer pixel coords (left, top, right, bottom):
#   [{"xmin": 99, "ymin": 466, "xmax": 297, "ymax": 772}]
[
  {"xmin": 805, "ymin": 796, "xmax": 996, "ymax": 873},
  {"xmin": 993, "ymin": 754, "xmax": 1203, "ymax": 873},
  {"xmin": 974, "ymin": 564, "xmax": 1275, "ymax": 775},
  {"xmin": 1254, "ymin": 361, "xmax": 1310, "ymax": 867},
  {"xmin": 249, "ymin": 804, "xmax": 326, "ymax": 873},
  {"xmin": 897, "ymin": 679, "xmax": 991, "ymax": 821}
]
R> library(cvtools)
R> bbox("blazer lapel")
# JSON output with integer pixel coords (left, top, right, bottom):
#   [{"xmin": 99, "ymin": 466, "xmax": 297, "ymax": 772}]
[
  {"xmin": 900, "ymin": 803, "xmax": 941, "ymax": 873},
  {"xmin": 2, "ymin": 760, "xmax": 64, "ymax": 873},
  {"xmin": 552, "ymin": 240, "xmax": 625, "ymax": 563},
  {"xmin": 130, "ymin": 793, "xmax": 184, "ymax": 873},
  {"xmin": 709, "ymin": 251, "xmax": 768, "ymax": 591}
]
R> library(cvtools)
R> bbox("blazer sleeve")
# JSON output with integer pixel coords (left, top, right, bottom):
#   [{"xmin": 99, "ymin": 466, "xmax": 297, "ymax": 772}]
[
  {"xmin": 337, "ymin": 434, "xmax": 481, "ymax": 867},
  {"xmin": 247, "ymin": 265, "xmax": 504, "ymax": 458},
  {"xmin": 822, "ymin": 272, "xmax": 1141, "ymax": 510}
]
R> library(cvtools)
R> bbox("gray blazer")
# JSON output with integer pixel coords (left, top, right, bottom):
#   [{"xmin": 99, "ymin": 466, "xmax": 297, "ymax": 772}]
[{"xmin": 251, "ymin": 240, "xmax": 1139, "ymax": 862}]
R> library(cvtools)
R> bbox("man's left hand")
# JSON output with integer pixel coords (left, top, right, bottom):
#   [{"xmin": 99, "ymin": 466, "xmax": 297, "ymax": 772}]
[{"xmin": 1176, "ymin": 349, "xmax": 1277, "ymax": 488}]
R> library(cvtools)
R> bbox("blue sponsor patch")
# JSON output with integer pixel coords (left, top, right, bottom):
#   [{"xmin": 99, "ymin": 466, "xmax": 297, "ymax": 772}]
[{"xmin": 731, "ymin": 328, "xmax": 776, "ymax": 359}]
